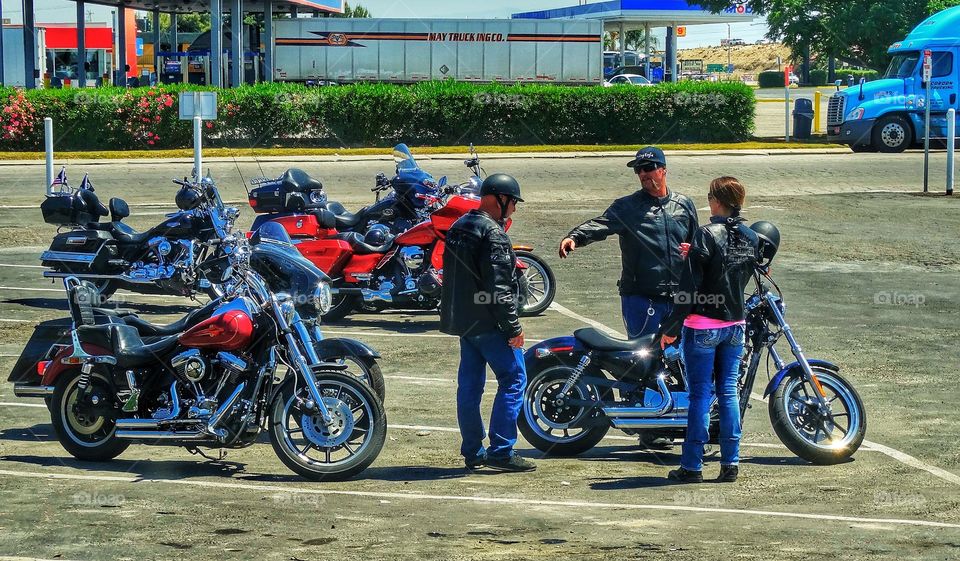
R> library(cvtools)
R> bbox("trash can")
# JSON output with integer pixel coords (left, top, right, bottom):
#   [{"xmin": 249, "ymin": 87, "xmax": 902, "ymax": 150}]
[{"xmin": 792, "ymin": 98, "xmax": 814, "ymax": 139}]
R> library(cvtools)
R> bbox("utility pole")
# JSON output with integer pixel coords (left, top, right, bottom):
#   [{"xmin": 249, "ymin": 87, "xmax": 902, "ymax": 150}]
[{"xmin": 726, "ymin": 24, "xmax": 732, "ymax": 73}]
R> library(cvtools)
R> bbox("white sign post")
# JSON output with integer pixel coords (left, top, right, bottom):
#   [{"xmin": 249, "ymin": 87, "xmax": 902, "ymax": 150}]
[
  {"xmin": 947, "ymin": 108, "xmax": 955, "ymax": 196},
  {"xmin": 44, "ymin": 117, "xmax": 54, "ymax": 194},
  {"xmin": 922, "ymin": 49, "xmax": 932, "ymax": 193},
  {"xmin": 179, "ymin": 91, "xmax": 218, "ymax": 181}
]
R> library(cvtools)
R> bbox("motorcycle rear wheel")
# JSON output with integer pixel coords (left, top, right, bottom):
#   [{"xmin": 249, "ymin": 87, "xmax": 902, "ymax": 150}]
[
  {"xmin": 518, "ymin": 363, "xmax": 608, "ymax": 456},
  {"xmin": 269, "ymin": 371, "xmax": 386, "ymax": 481},
  {"xmin": 50, "ymin": 369, "xmax": 129, "ymax": 461},
  {"xmin": 769, "ymin": 367, "xmax": 866, "ymax": 465},
  {"xmin": 516, "ymin": 251, "xmax": 556, "ymax": 317}
]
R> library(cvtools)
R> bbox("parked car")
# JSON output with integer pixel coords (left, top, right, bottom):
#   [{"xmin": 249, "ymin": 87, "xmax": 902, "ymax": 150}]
[
  {"xmin": 603, "ymin": 73, "xmax": 652, "ymax": 87},
  {"xmin": 789, "ymin": 73, "xmax": 799, "ymax": 85}
]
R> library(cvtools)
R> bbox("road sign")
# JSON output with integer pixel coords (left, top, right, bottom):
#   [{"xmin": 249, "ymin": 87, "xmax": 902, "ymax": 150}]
[
  {"xmin": 676, "ymin": 26, "xmax": 686, "ymax": 37},
  {"xmin": 923, "ymin": 49, "xmax": 932, "ymax": 82},
  {"xmin": 706, "ymin": 63, "xmax": 725, "ymax": 73},
  {"xmin": 784, "ymin": 65, "xmax": 793, "ymax": 87},
  {"xmin": 179, "ymin": 91, "xmax": 218, "ymax": 120}
]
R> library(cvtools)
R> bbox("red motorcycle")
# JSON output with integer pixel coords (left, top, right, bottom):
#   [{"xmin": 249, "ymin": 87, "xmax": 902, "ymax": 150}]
[{"xmin": 248, "ymin": 169, "xmax": 556, "ymax": 322}]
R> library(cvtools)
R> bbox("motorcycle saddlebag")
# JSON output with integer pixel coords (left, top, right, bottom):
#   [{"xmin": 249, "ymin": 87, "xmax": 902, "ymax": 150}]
[
  {"xmin": 7, "ymin": 318, "xmax": 72, "ymax": 385},
  {"xmin": 41, "ymin": 230, "xmax": 113, "ymax": 273},
  {"xmin": 41, "ymin": 194, "xmax": 99, "ymax": 226}
]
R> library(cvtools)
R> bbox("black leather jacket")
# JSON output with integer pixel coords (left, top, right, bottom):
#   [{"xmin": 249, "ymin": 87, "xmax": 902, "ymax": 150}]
[
  {"xmin": 566, "ymin": 189, "xmax": 698, "ymax": 298},
  {"xmin": 439, "ymin": 210, "xmax": 522, "ymax": 338},
  {"xmin": 660, "ymin": 216, "xmax": 759, "ymax": 338}
]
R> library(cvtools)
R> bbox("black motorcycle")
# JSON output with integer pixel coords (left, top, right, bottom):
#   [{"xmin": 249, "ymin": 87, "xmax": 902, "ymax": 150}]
[
  {"xmin": 40, "ymin": 169, "xmax": 235, "ymax": 300},
  {"xmin": 11, "ymin": 223, "xmax": 386, "ymax": 405},
  {"xmin": 520, "ymin": 225, "xmax": 866, "ymax": 465}
]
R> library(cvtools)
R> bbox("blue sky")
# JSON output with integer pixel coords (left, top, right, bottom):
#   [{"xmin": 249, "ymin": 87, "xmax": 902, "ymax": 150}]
[{"xmin": 3, "ymin": 0, "xmax": 769, "ymax": 49}]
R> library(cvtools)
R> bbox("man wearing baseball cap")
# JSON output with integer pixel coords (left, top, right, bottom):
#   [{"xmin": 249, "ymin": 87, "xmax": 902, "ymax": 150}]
[{"xmin": 559, "ymin": 146, "xmax": 698, "ymax": 339}]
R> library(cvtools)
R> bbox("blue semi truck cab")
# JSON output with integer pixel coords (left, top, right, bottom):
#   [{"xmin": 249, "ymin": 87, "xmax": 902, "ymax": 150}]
[{"xmin": 827, "ymin": 5, "xmax": 960, "ymax": 152}]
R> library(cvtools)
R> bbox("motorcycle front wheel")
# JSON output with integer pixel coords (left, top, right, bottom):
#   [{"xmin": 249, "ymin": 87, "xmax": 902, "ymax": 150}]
[
  {"xmin": 768, "ymin": 367, "xmax": 866, "ymax": 465},
  {"xmin": 269, "ymin": 371, "xmax": 386, "ymax": 481}
]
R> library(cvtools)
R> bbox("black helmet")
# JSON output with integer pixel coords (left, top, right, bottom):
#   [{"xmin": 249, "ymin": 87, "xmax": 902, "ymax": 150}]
[
  {"xmin": 175, "ymin": 186, "xmax": 203, "ymax": 211},
  {"xmin": 363, "ymin": 223, "xmax": 391, "ymax": 247},
  {"xmin": 750, "ymin": 221, "xmax": 780, "ymax": 265},
  {"xmin": 480, "ymin": 173, "xmax": 524, "ymax": 202}
]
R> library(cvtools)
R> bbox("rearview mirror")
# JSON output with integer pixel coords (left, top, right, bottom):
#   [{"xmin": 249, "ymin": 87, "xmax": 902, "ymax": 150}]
[{"xmin": 438, "ymin": 176, "xmax": 447, "ymax": 188}]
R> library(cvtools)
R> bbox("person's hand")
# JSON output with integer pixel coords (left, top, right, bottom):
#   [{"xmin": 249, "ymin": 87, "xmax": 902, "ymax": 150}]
[
  {"xmin": 559, "ymin": 238, "xmax": 576, "ymax": 258},
  {"xmin": 660, "ymin": 334, "xmax": 677, "ymax": 350},
  {"xmin": 508, "ymin": 332, "xmax": 525, "ymax": 349}
]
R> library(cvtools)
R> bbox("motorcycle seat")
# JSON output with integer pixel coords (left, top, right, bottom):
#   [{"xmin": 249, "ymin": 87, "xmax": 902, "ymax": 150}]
[
  {"xmin": 280, "ymin": 168, "xmax": 323, "ymax": 193},
  {"xmin": 121, "ymin": 308, "xmax": 203, "ymax": 337},
  {"xmin": 108, "ymin": 221, "xmax": 154, "ymax": 245},
  {"xmin": 574, "ymin": 328, "xmax": 657, "ymax": 352},
  {"xmin": 339, "ymin": 231, "xmax": 395, "ymax": 255},
  {"xmin": 76, "ymin": 323, "xmax": 179, "ymax": 368}
]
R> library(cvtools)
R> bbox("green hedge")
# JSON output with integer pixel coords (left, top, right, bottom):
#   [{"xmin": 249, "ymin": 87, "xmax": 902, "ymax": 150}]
[
  {"xmin": 809, "ymin": 70, "xmax": 828, "ymax": 86},
  {"xmin": 0, "ymin": 81, "xmax": 755, "ymax": 150},
  {"xmin": 840, "ymin": 69, "xmax": 881, "ymax": 83},
  {"xmin": 757, "ymin": 71, "xmax": 786, "ymax": 88}
]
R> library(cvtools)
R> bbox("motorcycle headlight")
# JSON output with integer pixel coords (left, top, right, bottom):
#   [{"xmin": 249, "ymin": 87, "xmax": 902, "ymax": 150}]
[
  {"xmin": 311, "ymin": 281, "xmax": 332, "ymax": 314},
  {"xmin": 846, "ymin": 107, "xmax": 865, "ymax": 120}
]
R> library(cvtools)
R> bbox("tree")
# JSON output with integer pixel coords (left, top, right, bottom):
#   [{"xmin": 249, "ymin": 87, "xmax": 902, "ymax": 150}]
[
  {"xmin": 604, "ymin": 29, "xmax": 659, "ymax": 52},
  {"xmin": 335, "ymin": 2, "xmax": 372, "ymax": 18},
  {"xmin": 174, "ymin": 13, "xmax": 211, "ymax": 33},
  {"xmin": 693, "ymin": 0, "xmax": 960, "ymax": 71}
]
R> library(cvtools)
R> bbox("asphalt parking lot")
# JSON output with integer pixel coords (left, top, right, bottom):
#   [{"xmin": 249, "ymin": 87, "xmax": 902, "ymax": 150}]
[{"xmin": 0, "ymin": 150, "xmax": 958, "ymax": 560}]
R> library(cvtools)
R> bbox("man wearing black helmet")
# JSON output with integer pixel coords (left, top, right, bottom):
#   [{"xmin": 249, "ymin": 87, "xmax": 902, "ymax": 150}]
[
  {"xmin": 559, "ymin": 146, "xmax": 698, "ymax": 339},
  {"xmin": 440, "ymin": 173, "xmax": 536, "ymax": 473}
]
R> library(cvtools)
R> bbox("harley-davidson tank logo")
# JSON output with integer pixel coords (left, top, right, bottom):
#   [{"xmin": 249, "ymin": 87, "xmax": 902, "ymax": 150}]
[{"xmin": 328, "ymin": 33, "xmax": 348, "ymax": 46}]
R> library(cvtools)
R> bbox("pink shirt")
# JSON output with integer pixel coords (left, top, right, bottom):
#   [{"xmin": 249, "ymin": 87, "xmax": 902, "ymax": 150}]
[{"xmin": 683, "ymin": 314, "xmax": 745, "ymax": 330}]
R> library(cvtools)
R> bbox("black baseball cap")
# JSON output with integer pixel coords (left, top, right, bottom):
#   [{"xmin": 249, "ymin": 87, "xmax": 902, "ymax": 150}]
[{"xmin": 626, "ymin": 146, "xmax": 666, "ymax": 168}]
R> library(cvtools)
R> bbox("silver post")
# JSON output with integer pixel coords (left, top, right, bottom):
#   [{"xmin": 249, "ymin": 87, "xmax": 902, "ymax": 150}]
[
  {"xmin": 44, "ymin": 117, "xmax": 53, "ymax": 193},
  {"xmin": 193, "ymin": 112, "xmax": 202, "ymax": 180},
  {"xmin": 784, "ymin": 86, "xmax": 790, "ymax": 143},
  {"xmin": 947, "ymin": 108, "xmax": 955, "ymax": 196}
]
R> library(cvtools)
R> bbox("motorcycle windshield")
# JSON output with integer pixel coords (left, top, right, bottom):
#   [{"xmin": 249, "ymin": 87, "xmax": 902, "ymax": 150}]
[{"xmin": 250, "ymin": 232, "xmax": 330, "ymax": 305}]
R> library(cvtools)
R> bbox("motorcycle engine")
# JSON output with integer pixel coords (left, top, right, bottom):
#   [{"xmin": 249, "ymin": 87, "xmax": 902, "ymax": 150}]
[
  {"xmin": 399, "ymin": 247, "xmax": 424, "ymax": 272},
  {"xmin": 417, "ymin": 269, "xmax": 442, "ymax": 298}
]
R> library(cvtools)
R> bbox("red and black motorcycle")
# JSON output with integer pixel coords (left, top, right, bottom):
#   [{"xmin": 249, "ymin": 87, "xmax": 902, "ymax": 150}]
[
  {"xmin": 247, "ymin": 147, "xmax": 556, "ymax": 322},
  {"xmin": 12, "ymin": 231, "xmax": 387, "ymax": 481}
]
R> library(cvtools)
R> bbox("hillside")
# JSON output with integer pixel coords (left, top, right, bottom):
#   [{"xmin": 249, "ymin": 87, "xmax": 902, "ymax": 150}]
[{"xmin": 678, "ymin": 43, "xmax": 794, "ymax": 78}]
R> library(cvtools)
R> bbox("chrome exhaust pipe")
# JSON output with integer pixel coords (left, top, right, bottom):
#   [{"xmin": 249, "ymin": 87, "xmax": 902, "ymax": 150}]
[
  {"xmin": 13, "ymin": 384, "xmax": 54, "ymax": 398},
  {"xmin": 115, "ymin": 430, "xmax": 208, "ymax": 440},
  {"xmin": 610, "ymin": 417, "xmax": 689, "ymax": 430},
  {"xmin": 601, "ymin": 375, "xmax": 673, "ymax": 418}
]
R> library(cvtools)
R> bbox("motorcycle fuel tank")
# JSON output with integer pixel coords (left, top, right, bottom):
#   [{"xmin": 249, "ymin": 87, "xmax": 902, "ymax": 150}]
[{"xmin": 179, "ymin": 301, "xmax": 254, "ymax": 351}]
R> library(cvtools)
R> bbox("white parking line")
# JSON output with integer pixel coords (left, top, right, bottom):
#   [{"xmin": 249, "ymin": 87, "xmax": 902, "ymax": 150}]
[
  {"xmin": 0, "ymin": 467, "xmax": 955, "ymax": 529},
  {"xmin": 0, "ymin": 263, "xmax": 46, "ymax": 269}
]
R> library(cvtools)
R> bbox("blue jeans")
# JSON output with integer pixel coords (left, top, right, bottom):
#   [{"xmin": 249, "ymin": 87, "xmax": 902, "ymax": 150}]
[
  {"xmin": 456, "ymin": 331, "xmax": 527, "ymax": 461},
  {"xmin": 680, "ymin": 324, "xmax": 745, "ymax": 471},
  {"xmin": 621, "ymin": 295, "xmax": 672, "ymax": 338}
]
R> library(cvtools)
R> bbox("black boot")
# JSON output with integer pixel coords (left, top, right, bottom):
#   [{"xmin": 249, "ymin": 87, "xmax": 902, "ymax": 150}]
[
  {"xmin": 667, "ymin": 466, "xmax": 703, "ymax": 483},
  {"xmin": 716, "ymin": 464, "xmax": 739, "ymax": 483},
  {"xmin": 486, "ymin": 453, "xmax": 536, "ymax": 473}
]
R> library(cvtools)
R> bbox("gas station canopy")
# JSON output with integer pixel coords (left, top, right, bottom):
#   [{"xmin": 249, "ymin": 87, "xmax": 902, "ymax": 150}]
[
  {"xmin": 513, "ymin": 0, "xmax": 756, "ymax": 30},
  {"xmin": 70, "ymin": 0, "xmax": 342, "ymax": 14}
]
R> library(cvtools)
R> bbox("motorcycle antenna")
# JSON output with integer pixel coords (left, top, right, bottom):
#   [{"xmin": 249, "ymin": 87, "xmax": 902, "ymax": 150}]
[{"xmin": 232, "ymin": 155, "xmax": 252, "ymax": 198}]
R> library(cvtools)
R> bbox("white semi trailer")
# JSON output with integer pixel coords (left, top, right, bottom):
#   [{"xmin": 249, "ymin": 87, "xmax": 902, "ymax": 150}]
[{"xmin": 272, "ymin": 18, "xmax": 603, "ymax": 84}]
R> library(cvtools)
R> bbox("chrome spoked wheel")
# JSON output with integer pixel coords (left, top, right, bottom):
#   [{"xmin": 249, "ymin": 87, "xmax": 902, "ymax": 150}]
[{"xmin": 515, "ymin": 251, "xmax": 556, "ymax": 316}]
